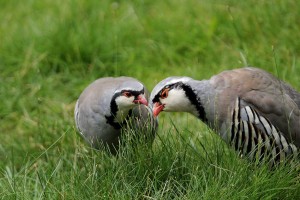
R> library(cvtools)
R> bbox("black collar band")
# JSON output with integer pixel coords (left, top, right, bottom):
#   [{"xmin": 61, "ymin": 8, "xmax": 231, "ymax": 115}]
[
  {"xmin": 181, "ymin": 83, "xmax": 208, "ymax": 122},
  {"xmin": 105, "ymin": 110, "xmax": 133, "ymax": 129}
]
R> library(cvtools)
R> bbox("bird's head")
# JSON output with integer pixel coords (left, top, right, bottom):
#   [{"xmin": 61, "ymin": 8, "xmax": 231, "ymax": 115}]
[
  {"xmin": 103, "ymin": 77, "xmax": 150, "ymax": 126},
  {"xmin": 114, "ymin": 90, "xmax": 148, "ymax": 109},
  {"xmin": 150, "ymin": 77, "xmax": 197, "ymax": 117},
  {"xmin": 113, "ymin": 80, "xmax": 148, "ymax": 111}
]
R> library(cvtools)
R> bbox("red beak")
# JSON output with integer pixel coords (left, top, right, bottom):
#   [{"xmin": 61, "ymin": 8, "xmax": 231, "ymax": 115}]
[
  {"xmin": 133, "ymin": 95, "xmax": 148, "ymax": 106},
  {"xmin": 153, "ymin": 102, "xmax": 164, "ymax": 117}
]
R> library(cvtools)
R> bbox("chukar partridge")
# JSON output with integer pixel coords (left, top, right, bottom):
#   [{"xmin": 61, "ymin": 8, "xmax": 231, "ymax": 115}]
[
  {"xmin": 75, "ymin": 77, "xmax": 157, "ymax": 154},
  {"xmin": 150, "ymin": 67, "xmax": 300, "ymax": 163}
]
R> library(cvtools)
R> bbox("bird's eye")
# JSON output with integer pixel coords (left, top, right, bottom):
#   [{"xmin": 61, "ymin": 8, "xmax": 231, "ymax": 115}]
[
  {"xmin": 160, "ymin": 89, "xmax": 169, "ymax": 99},
  {"xmin": 123, "ymin": 91, "xmax": 132, "ymax": 98}
]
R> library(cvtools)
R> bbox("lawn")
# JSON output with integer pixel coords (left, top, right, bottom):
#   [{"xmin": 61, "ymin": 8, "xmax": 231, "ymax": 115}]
[{"xmin": 0, "ymin": 0, "xmax": 300, "ymax": 199}]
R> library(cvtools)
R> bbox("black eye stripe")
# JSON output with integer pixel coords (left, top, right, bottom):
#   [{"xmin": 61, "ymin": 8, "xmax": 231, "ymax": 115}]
[
  {"xmin": 121, "ymin": 88, "xmax": 144, "ymax": 97},
  {"xmin": 152, "ymin": 82, "xmax": 183, "ymax": 103}
]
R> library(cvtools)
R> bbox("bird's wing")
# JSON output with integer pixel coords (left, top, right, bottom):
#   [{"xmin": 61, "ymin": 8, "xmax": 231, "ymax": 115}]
[
  {"xmin": 75, "ymin": 78, "xmax": 123, "ymax": 146},
  {"xmin": 76, "ymin": 96, "xmax": 119, "ymax": 145}
]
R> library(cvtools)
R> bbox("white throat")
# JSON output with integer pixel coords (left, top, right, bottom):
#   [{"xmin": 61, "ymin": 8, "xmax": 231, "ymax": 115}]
[
  {"xmin": 160, "ymin": 89, "xmax": 198, "ymax": 115},
  {"xmin": 114, "ymin": 96, "xmax": 135, "ymax": 123}
]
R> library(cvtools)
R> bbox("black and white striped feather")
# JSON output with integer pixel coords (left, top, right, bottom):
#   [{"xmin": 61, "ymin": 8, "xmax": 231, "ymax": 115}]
[{"xmin": 230, "ymin": 98, "xmax": 297, "ymax": 163}]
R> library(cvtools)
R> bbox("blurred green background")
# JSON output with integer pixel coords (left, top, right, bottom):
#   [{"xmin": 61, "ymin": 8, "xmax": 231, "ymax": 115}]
[{"xmin": 0, "ymin": 0, "xmax": 300, "ymax": 199}]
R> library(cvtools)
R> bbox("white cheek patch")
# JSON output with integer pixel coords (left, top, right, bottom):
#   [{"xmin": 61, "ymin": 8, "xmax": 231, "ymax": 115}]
[
  {"xmin": 114, "ymin": 96, "xmax": 136, "ymax": 123},
  {"xmin": 161, "ymin": 89, "xmax": 195, "ymax": 112},
  {"xmin": 115, "ymin": 96, "xmax": 135, "ymax": 109}
]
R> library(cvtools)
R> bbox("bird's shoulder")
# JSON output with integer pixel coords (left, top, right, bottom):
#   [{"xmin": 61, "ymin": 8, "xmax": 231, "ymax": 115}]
[
  {"xmin": 208, "ymin": 67, "xmax": 299, "ymax": 111},
  {"xmin": 208, "ymin": 68, "xmax": 300, "ymax": 141}
]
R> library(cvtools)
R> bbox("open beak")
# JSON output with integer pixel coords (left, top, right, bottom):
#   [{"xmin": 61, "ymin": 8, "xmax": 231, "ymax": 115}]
[
  {"xmin": 153, "ymin": 102, "xmax": 164, "ymax": 117},
  {"xmin": 133, "ymin": 95, "xmax": 148, "ymax": 106}
]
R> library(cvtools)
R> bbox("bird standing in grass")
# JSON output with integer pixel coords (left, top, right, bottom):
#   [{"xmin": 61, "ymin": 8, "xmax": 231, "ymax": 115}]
[
  {"xmin": 150, "ymin": 67, "xmax": 300, "ymax": 163},
  {"xmin": 75, "ymin": 77, "xmax": 157, "ymax": 154}
]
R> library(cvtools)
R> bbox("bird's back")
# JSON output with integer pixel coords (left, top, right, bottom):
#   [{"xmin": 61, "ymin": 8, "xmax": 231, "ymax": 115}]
[{"xmin": 209, "ymin": 67, "xmax": 300, "ymax": 147}]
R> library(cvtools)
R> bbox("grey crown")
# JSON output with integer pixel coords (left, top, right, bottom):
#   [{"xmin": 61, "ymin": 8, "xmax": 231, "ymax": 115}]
[
  {"xmin": 75, "ymin": 77, "xmax": 157, "ymax": 154},
  {"xmin": 150, "ymin": 67, "xmax": 300, "ymax": 163}
]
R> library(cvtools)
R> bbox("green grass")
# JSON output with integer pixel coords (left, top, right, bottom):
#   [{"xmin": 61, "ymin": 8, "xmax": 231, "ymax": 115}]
[{"xmin": 1, "ymin": 0, "xmax": 300, "ymax": 199}]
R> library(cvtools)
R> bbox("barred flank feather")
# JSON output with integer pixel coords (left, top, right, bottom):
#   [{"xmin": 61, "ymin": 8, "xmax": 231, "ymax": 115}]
[{"xmin": 230, "ymin": 98, "xmax": 298, "ymax": 164}]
